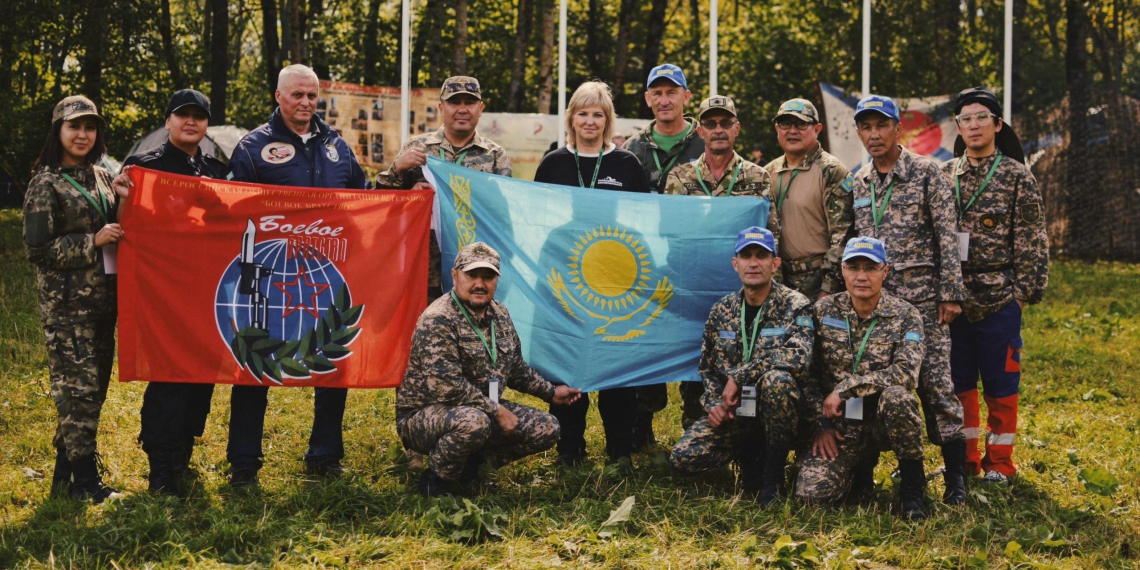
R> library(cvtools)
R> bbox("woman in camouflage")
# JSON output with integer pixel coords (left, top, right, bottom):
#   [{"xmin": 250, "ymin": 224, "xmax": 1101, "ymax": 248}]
[{"xmin": 23, "ymin": 96, "xmax": 124, "ymax": 503}]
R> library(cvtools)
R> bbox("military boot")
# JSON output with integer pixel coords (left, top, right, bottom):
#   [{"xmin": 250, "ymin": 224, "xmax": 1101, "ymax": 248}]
[
  {"xmin": 737, "ymin": 443, "xmax": 766, "ymax": 494},
  {"xmin": 50, "ymin": 447, "xmax": 71, "ymax": 497},
  {"xmin": 69, "ymin": 453, "xmax": 124, "ymax": 504},
  {"xmin": 757, "ymin": 447, "xmax": 789, "ymax": 507},
  {"xmin": 171, "ymin": 439, "xmax": 195, "ymax": 476},
  {"xmin": 147, "ymin": 450, "xmax": 178, "ymax": 496},
  {"xmin": 897, "ymin": 459, "xmax": 928, "ymax": 520},
  {"xmin": 419, "ymin": 469, "xmax": 453, "ymax": 498},
  {"xmin": 846, "ymin": 453, "xmax": 879, "ymax": 503},
  {"xmin": 941, "ymin": 439, "xmax": 969, "ymax": 505}
]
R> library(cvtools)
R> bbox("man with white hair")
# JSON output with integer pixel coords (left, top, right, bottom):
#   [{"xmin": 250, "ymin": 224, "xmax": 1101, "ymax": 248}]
[{"xmin": 226, "ymin": 64, "xmax": 367, "ymax": 487}]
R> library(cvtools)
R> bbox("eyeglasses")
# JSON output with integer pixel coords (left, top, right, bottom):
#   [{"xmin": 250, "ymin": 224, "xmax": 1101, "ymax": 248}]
[
  {"xmin": 776, "ymin": 119, "xmax": 816, "ymax": 131},
  {"xmin": 700, "ymin": 118, "xmax": 737, "ymax": 130},
  {"xmin": 841, "ymin": 263, "xmax": 886, "ymax": 275},
  {"xmin": 955, "ymin": 111, "xmax": 995, "ymax": 126}
]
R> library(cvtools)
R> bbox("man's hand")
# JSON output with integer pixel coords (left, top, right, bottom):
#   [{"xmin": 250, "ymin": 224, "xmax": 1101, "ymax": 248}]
[
  {"xmin": 938, "ymin": 301, "xmax": 962, "ymax": 324},
  {"xmin": 552, "ymin": 385, "xmax": 582, "ymax": 406},
  {"xmin": 111, "ymin": 167, "xmax": 133, "ymax": 198},
  {"xmin": 722, "ymin": 379, "xmax": 741, "ymax": 411},
  {"xmin": 823, "ymin": 391, "xmax": 844, "ymax": 419},
  {"xmin": 495, "ymin": 404, "xmax": 518, "ymax": 434},
  {"xmin": 708, "ymin": 403, "xmax": 733, "ymax": 429},
  {"xmin": 811, "ymin": 428, "xmax": 845, "ymax": 461},
  {"xmin": 411, "ymin": 182, "xmax": 433, "ymax": 191},
  {"xmin": 95, "ymin": 224, "xmax": 124, "ymax": 247},
  {"xmin": 394, "ymin": 147, "xmax": 428, "ymax": 174}
]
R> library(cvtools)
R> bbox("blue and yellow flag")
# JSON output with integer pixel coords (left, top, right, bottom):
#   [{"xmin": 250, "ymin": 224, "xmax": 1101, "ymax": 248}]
[{"xmin": 426, "ymin": 157, "xmax": 770, "ymax": 392}]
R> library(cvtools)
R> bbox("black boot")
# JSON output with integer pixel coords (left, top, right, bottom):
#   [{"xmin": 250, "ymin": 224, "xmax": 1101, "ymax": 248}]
[
  {"xmin": 171, "ymin": 439, "xmax": 194, "ymax": 476},
  {"xmin": 50, "ymin": 447, "xmax": 71, "ymax": 497},
  {"xmin": 847, "ymin": 453, "xmax": 880, "ymax": 503},
  {"xmin": 737, "ymin": 441, "xmax": 766, "ymax": 494},
  {"xmin": 941, "ymin": 439, "xmax": 969, "ymax": 505},
  {"xmin": 757, "ymin": 447, "xmax": 789, "ymax": 507},
  {"xmin": 70, "ymin": 453, "xmax": 123, "ymax": 504},
  {"xmin": 631, "ymin": 411, "xmax": 657, "ymax": 452},
  {"xmin": 147, "ymin": 450, "xmax": 178, "ymax": 496},
  {"xmin": 419, "ymin": 469, "xmax": 453, "ymax": 498},
  {"xmin": 897, "ymin": 459, "xmax": 928, "ymax": 520}
]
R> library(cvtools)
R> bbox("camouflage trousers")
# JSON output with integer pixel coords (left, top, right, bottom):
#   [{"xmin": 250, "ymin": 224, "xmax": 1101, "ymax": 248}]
[
  {"xmin": 46, "ymin": 315, "xmax": 116, "ymax": 462},
  {"xmin": 795, "ymin": 386, "xmax": 924, "ymax": 502},
  {"xmin": 397, "ymin": 400, "xmax": 560, "ymax": 481},
  {"xmin": 670, "ymin": 370, "xmax": 801, "ymax": 475},
  {"xmin": 913, "ymin": 300, "xmax": 965, "ymax": 445},
  {"xmin": 781, "ymin": 267, "xmax": 826, "ymax": 299}
]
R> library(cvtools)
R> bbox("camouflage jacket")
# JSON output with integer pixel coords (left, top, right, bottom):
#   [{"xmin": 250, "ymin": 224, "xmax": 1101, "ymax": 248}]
[
  {"xmin": 940, "ymin": 151, "xmax": 1049, "ymax": 322},
  {"xmin": 805, "ymin": 291, "xmax": 925, "ymax": 431},
  {"xmin": 23, "ymin": 165, "xmax": 119, "ymax": 326},
  {"xmin": 663, "ymin": 151, "xmax": 781, "ymax": 244},
  {"xmin": 622, "ymin": 117, "xmax": 705, "ymax": 192},
  {"xmin": 698, "ymin": 282, "xmax": 814, "ymax": 413},
  {"xmin": 852, "ymin": 147, "xmax": 967, "ymax": 304},
  {"xmin": 396, "ymin": 294, "xmax": 556, "ymax": 421},
  {"xmin": 377, "ymin": 127, "xmax": 512, "ymax": 189},
  {"xmin": 765, "ymin": 143, "xmax": 854, "ymax": 293}
]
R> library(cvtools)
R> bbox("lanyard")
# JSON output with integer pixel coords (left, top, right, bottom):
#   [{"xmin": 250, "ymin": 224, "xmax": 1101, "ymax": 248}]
[
  {"xmin": 60, "ymin": 173, "xmax": 109, "ymax": 225},
  {"xmin": 845, "ymin": 315, "xmax": 879, "ymax": 374},
  {"xmin": 451, "ymin": 290, "xmax": 496, "ymax": 367},
  {"xmin": 740, "ymin": 297, "xmax": 768, "ymax": 363},
  {"xmin": 695, "ymin": 160, "xmax": 743, "ymax": 196},
  {"xmin": 439, "ymin": 146, "xmax": 469, "ymax": 166},
  {"xmin": 650, "ymin": 122, "xmax": 693, "ymax": 177},
  {"xmin": 574, "ymin": 146, "xmax": 605, "ymax": 188},
  {"xmin": 869, "ymin": 179, "xmax": 895, "ymax": 228},
  {"xmin": 776, "ymin": 169, "xmax": 801, "ymax": 213},
  {"xmin": 954, "ymin": 154, "xmax": 1003, "ymax": 218}
]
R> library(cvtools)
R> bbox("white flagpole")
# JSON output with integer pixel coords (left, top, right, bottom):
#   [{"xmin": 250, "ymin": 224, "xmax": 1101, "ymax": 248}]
[
  {"xmin": 1003, "ymin": 0, "xmax": 1013, "ymax": 122},
  {"xmin": 557, "ymin": 0, "xmax": 568, "ymax": 148},
  {"xmin": 861, "ymin": 0, "xmax": 871, "ymax": 97},
  {"xmin": 400, "ymin": 0, "xmax": 412, "ymax": 147},
  {"xmin": 709, "ymin": 0, "xmax": 718, "ymax": 96}
]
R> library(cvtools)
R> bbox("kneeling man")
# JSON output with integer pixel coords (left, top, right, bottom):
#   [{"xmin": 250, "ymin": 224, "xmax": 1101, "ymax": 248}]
[
  {"xmin": 795, "ymin": 237, "xmax": 929, "ymax": 519},
  {"xmin": 670, "ymin": 227, "xmax": 813, "ymax": 506}
]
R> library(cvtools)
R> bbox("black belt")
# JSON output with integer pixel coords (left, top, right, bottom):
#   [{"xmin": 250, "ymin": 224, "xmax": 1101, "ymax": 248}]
[{"xmin": 962, "ymin": 263, "xmax": 1013, "ymax": 275}]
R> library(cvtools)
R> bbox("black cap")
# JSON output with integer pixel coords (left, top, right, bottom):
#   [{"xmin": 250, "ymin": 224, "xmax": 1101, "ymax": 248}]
[
  {"xmin": 952, "ymin": 86, "xmax": 1025, "ymax": 164},
  {"xmin": 166, "ymin": 89, "xmax": 212, "ymax": 119}
]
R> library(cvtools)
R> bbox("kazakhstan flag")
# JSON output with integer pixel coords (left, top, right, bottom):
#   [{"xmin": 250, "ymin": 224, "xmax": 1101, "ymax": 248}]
[{"xmin": 426, "ymin": 157, "xmax": 770, "ymax": 392}]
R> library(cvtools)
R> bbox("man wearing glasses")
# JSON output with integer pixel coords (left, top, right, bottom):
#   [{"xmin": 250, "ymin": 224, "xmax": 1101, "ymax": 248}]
[
  {"xmin": 849, "ymin": 95, "xmax": 970, "ymax": 505},
  {"xmin": 765, "ymin": 99, "xmax": 855, "ymax": 300},
  {"xmin": 664, "ymin": 96, "xmax": 780, "ymax": 429},
  {"xmin": 939, "ymin": 87, "xmax": 1049, "ymax": 485}
]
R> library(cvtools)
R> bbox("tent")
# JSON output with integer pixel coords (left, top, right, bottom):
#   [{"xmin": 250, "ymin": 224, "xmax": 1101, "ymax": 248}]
[{"xmin": 126, "ymin": 125, "xmax": 248, "ymax": 163}]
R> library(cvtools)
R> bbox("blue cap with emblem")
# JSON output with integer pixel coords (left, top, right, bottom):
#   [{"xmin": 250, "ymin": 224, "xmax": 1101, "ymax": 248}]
[
  {"xmin": 842, "ymin": 236, "xmax": 888, "ymax": 264},
  {"xmin": 646, "ymin": 64, "xmax": 687, "ymax": 90},
  {"xmin": 854, "ymin": 95, "xmax": 901, "ymax": 123},
  {"xmin": 735, "ymin": 226, "xmax": 776, "ymax": 254}
]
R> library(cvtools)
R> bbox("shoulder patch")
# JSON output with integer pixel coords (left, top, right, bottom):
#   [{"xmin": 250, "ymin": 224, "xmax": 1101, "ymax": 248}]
[
  {"xmin": 760, "ymin": 327, "xmax": 786, "ymax": 337},
  {"xmin": 904, "ymin": 331, "xmax": 923, "ymax": 343},
  {"xmin": 718, "ymin": 330, "xmax": 737, "ymax": 339},
  {"xmin": 853, "ymin": 197, "xmax": 871, "ymax": 208},
  {"xmin": 1021, "ymin": 202, "xmax": 1042, "ymax": 224},
  {"xmin": 822, "ymin": 317, "xmax": 849, "ymax": 330},
  {"xmin": 840, "ymin": 174, "xmax": 855, "ymax": 193},
  {"xmin": 795, "ymin": 316, "xmax": 814, "ymax": 328}
]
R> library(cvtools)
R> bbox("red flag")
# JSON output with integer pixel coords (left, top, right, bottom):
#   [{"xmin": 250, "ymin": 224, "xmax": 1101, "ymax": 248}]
[{"xmin": 117, "ymin": 167, "xmax": 432, "ymax": 388}]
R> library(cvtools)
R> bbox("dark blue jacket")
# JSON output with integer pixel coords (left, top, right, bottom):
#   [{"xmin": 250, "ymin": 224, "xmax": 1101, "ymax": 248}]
[{"xmin": 228, "ymin": 108, "xmax": 367, "ymax": 189}]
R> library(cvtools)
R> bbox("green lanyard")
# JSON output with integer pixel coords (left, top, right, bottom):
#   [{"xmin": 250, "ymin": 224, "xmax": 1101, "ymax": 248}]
[
  {"xmin": 739, "ymin": 297, "xmax": 768, "ymax": 363},
  {"xmin": 869, "ymin": 179, "xmax": 895, "ymax": 228},
  {"xmin": 776, "ymin": 169, "xmax": 801, "ymax": 213},
  {"xmin": 573, "ymin": 146, "xmax": 605, "ymax": 189},
  {"xmin": 650, "ymin": 122, "xmax": 693, "ymax": 177},
  {"xmin": 439, "ymin": 146, "xmax": 469, "ymax": 166},
  {"xmin": 846, "ymin": 315, "xmax": 879, "ymax": 374},
  {"xmin": 695, "ymin": 160, "xmax": 743, "ymax": 196},
  {"xmin": 954, "ymin": 154, "xmax": 1003, "ymax": 219},
  {"xmin": 60, "ymin": 172, "xmax": 109, "ymax": 225},
  {"xmin": 451, "ymin": 290, "xmax": 496, "ymax": 367}
]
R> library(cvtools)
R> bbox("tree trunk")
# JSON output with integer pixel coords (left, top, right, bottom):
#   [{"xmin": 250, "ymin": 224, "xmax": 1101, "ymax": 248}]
[
  {"xmin": 506, "ymin": 0, "xmax": 534, "ymax": 112},
  {"xmin": 585, "ymin": 0, "xmax": 602, "ymax": 78},
  {"xmin": 1065, "ymin": 0, "xmax": 1092, "ymax": 256},
  {"xmin": 158, "ymin": 0, "xmax": 185, "ymax": 88},
  {"xmin": 612, "ymin": 0, "xmax": 638, "ymax": 115},
  {"xmin": 453, "ymin": 0, "xmax": 469, "ymax": 75},
  {"xmin": 410, "ymin": 0, "xmax": 433, "ymax": 86},
  {"xmin": 535, "ymin": 0, "xmax": 556, "ymax": 114},
  {"xmin": 362, "ymin": 0, "xmax": 382, "ymax": 84},
  {"xmin": 262, "ymin": 0, "xmax": 282, "ymax": 104},
  {"xmin": 309, "ymin": 0, "xmax": 328, "ymax": 78},
  {"xmin": 427, "ymin": 0, "xmax": 447, "ymax": 87},
  {"xmin": 210, "ymin": 0, "xmax": 229, "ymax": 124},
  {"xmin": 80, "ymin": 4, "xmax": 105, "ymax": 108},
  {"xmin": 281, "ymin": 0, "xmax": 294, "ymax": 63},
  {"xmin": 638, "ymin": 0, "xmax": 668, "ymax": 118}
]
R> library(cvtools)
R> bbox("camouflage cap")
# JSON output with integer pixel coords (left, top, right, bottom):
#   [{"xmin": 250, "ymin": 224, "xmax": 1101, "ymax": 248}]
[
  {"xmin": 698, "ymin": 96, "xmax": 737, "ymax": 119},
  {"xmin": 440, "ymin": 76, "xmax": 482, "ymax": 102},
  {"xmin": 453, "ymin": 242, "xmax": 500, "ymax": 275},
  {"xmin": 52, "ymin": 95, "xmax": 104, "ymax": 124},
  {"xmin": 775, "ymin": 98, "xmax": 819, "ymax": 123}
]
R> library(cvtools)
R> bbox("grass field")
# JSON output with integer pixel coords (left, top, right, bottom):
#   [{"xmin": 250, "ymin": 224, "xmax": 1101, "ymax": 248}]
[{"xmin": 0, "ymin": 207, "xmax": 1137, "ymax": 569}]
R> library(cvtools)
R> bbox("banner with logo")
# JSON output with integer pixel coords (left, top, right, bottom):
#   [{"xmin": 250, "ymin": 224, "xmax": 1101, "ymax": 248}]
[
  {"xmin": 117, "ymin": 167, "xmax": 433, "ymax": 388},
  {"xmin": 425, "ymin": 157, "xmax": 771, "ymax": 392}
]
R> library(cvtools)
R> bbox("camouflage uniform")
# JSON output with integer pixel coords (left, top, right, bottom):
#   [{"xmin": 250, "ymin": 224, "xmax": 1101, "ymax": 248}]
[
  {"xmin": 23, "ymin": 165, "xmax": 119, "ymax": 462},
  {"xmin": 851, "ymin": 147, "xmax": 967, "ymax": 445},
  {"xmin": 765, "ymin": 143, "xmax": 854, "ymax": 297},
  {"xmin": 795, "ymin": 292, "xmax": 926, "ymax": 502},
  {"xmin": 670, "ymin": 283, "xmax": 813, "ymax": 476},
  {"xmin": 396, "ymin": 294, "xmax": 560, "ymax": 481},
  {"xmin": 622, "ymin": 117, "xmax": 705, "ymax": 193}
]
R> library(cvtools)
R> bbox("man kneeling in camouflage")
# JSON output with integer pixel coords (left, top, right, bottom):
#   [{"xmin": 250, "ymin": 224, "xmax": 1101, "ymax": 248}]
[
  {"xmin": 795, "ymin": 237, "xmax": 929, "ymax": 519},
  {"xmin": 397, "ymin": 242, "xmax": 582, "ymax": 497},
  {"xmin": 669, "ymin": 227, "xmax": 813, "ymax": 506}
]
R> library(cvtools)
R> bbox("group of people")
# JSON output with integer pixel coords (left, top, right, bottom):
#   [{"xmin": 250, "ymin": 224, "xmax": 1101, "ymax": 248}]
[{"xmin": 23, "ymin": 61, "xmax": 1048, "ymax": 521}]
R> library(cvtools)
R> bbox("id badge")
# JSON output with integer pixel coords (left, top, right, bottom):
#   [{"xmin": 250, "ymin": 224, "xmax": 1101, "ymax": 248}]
[
  {"xmin": 844, "ymin": 397, "xmax": 864, "ymax": 420},
  {"xmin": 488, "ymin": 378, "xmax": 500, "ymax": 404},
  {"xmin": 956, "ymin": 232, "xmax": 970, "ymax": 261},
  {"xmin": 737, "ymin": 386, "xmax": 757, "ymax": 418},
  {"xmin": 102, "ymin": 243, "xmax": 118, "ymax": 275}
]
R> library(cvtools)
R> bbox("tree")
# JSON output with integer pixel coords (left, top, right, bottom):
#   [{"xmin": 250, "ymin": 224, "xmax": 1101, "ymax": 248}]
[
  {"xmin": 454, "ymin": 0, "xmax": 469, "ymax": 75},
  {"xmin": 507, "ymin": 0, "xmax": 535, "ymax": 111},
  {"xmin": 536, "ymin": 0, "xmax": 556, "ymax": 114},
  {"xmin": 612, "ymin": 0, "xmax": 637, "ymax": 115},
  {"xmin": 158, "ymin": 0, "xmax": 185, "ymax": 89},
  {"xmin": 209, "ymin": 0, "xmax": 229, "ymax": 124},
  {"xmin": 638, "ymin": 0, "xmax": 669, "ymax": 118}
]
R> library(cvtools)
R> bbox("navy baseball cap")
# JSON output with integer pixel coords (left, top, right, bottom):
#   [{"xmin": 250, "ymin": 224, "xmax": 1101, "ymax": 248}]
[
  {"xmin": 646, "ymin": 64, "xmax": 687, "ymax": 89},
  {"xmin": 854, "ymin": 95, "xmax": 901, "ymax": 123},
  {"xmin": 842, "ymin": 237, "xmax": 888, "ymax": 264},
  {"xmin": 166, "ymin": 89, "xmax": 212, "ymax": 118},
  {"xmin": 735, "ymin": 227, "xmax": 776, "ymax": 255}
]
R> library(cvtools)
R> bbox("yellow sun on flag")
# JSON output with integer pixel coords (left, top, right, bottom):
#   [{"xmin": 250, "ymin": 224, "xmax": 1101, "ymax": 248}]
[{"xmin": 566, "ymin": 226, "xmax": 652, "ymax": 312}]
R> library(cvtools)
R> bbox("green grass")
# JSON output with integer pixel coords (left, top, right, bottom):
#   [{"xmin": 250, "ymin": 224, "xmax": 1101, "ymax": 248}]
[{"xmin": 0, "ymin": 206, "xmax": 1137, "ymax": 568}]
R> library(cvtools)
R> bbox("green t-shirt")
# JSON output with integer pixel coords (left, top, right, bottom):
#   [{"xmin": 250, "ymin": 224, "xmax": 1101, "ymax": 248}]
[{"xmin": 652, "ymin": 121, "xmax": 691, "ymax": 153}]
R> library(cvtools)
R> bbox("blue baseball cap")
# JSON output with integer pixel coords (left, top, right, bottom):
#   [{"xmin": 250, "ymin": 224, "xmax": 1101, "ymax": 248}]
[
  {"xmin": 735, "ymin": 227, "xmax": 776, "ymax": 255},
  {"xmin": 854, "ymin": 95, "xmax": 901, "ymax": 123},
  {"xmin": 646, "ymin": 64, "xmax": 687, "ymax": 90},
  {"xmin": 842, "ymin": 237, "xmax": 888, "ymax": 264}
]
